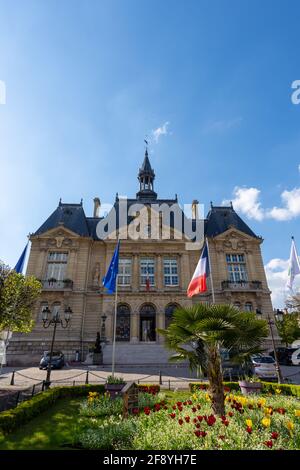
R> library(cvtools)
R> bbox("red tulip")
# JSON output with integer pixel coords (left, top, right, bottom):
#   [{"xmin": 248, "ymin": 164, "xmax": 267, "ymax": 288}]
[
  {"xmin": 197, "ymin": 416, "xmax": 203, "ymax": 422},
  {"xmin": 195, "ymin": 423, "xmax": 201, "ymax": 429},
  {"xmin": 228, "ymin": 412, "xmax": 234, "ymax": 417},
  {"xmin": 246, "ymin": 426, "xmax": 252, "ymax": 434},
  {"xmin": 192, "ymin": 407, "xmax": 197, "ymax": 413},
  {"xmin": 222, "ymin": 420, "xmax": 229, "ymax": 427},
  {"xmin": 194, "ymin": 430, "xmax": 201, "ymax": 437},
  {"xmin": 185, "ymin": 416, "xmax": 190, "ymax": 423},
  {"xmin": 178, "ymin": 419, "xmax": 184, "ymax": 425},
  {"xmin": 264, "ymin": 440, "xmax": 273, "ymax": 448},
  {"xmin": 170, "ymin": 413, "xmax": 176, "ymax": 419},
  {"xmin": 271, "ymin": 432, "xmax": 279, "ymax": 440}
]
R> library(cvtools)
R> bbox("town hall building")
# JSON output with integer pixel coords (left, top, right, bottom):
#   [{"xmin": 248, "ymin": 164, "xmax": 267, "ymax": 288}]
[{"xmin": 7, "ymin": 151, "xmax": 274, "ymax": 365}]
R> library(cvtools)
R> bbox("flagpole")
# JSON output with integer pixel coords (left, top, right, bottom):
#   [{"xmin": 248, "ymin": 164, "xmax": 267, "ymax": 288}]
[
  {"xmin": 205, "ymin": 237, "xmax": 215, "ymax": 304},
  {"xmin": 111, "ymin": 274, "xmax": 118, "ymax": 378}
]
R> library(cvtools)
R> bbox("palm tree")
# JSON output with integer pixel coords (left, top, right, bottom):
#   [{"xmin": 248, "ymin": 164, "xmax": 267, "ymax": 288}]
[{"xmin": 158, "ymin": 303, "xmax": 268, "ymax": 416}]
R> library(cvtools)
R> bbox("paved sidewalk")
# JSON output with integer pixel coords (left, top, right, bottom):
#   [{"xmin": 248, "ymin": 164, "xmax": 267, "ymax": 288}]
[{"xmin": 0, "ymin": 364, "xmax": 200, "ymax": 390}]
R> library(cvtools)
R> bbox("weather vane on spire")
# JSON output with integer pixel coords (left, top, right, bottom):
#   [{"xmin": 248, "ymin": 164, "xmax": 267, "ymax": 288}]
[{"xmin": 144, "ymin": 135, "xmax": 149, "ymax": 151}]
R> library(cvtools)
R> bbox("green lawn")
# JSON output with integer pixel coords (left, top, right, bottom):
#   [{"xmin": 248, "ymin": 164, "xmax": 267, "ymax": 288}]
[
  {"xmin": 0, "ymin": 390, "xmax": 191, "ymax": 450},
  {"xmin": 0, "ymin": 397, "xmax": 82, "ymax": 450}
]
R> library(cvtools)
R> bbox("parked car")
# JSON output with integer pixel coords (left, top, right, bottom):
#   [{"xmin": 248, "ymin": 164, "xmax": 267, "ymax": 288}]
[
  {"xmin": 291, "ymin": 348, "xmax": 300, "ymax": 366},
  {"xmin": 39, "ymin": 351, "xmax": 65, "ymax": 370},
  {"xmin": 219, "ymin": 348, "xmax": 254, "ymax": 380},
  {"xmin": 251, "ymin": 355, "xmax": 277, "ymax": 381},
  {"xmin": 269, "ymin": 347, "xmax": 298, "ymax": 365}
]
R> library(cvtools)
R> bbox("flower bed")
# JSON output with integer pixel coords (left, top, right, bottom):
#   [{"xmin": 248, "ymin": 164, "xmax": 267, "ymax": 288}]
[{"xmin": 76, "ymin": 388, "xmax": 300, "ymax": 450}]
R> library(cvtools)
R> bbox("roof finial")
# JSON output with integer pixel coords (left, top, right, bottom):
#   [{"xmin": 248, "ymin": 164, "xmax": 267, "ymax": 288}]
[
  {"xmin": 80, "ymin": 198, "xmax": 83, "ymax": 206},
  {"xmin": 59, "ymin": 198, "xmax": 62, "ymax": 206},
  {"xmin": 230, "ymin": 200, "xmax": 233, "ymax": 209},
  {"xmin": 210, "ymin": 201, "xmax": 213, "ymax": 209},
  {"xmin": 144, "ymin": 136, "xmax": 149, "ymax": 156}
]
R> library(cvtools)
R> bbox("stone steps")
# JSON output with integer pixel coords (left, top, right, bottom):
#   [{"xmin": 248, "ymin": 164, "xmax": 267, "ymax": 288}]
[{"xmin": 102, "ymin": 343, "xmax": 174, "ymax": 365}]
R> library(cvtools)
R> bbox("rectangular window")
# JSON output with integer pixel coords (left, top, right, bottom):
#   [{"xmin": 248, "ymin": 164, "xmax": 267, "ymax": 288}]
[
  {"xmin": 226, "ymin": 253, "xmax": 248, "ymax": 282},
  {"xmin": 46, "ymin": 252, "xmax": 68, "ymax": 280},
  {"xmin": 164, "ymin": 259, "xmax": 178, "ymax": 286},
  {"xmin": 118, "ymin": 258, "xmax": 132, "ymax": 286},
  {"xmin": 140, "ymin": 258, "xmax": 155, "ymax": 286}
]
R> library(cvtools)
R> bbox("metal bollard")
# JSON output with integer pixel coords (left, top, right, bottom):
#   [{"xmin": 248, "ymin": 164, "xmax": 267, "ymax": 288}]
[
  {"xmin": 85, "ymin": 370, "xmax": 89, "ymax": 385},
  {"xmin": 10, "ymin": 370, "xmax": 15, "ymax": 386},
  {"xmin": 31, "ymin": 384, "xmax": 36, "ymax": 397},
  {"xmin": 73, "ymin": 380, "xmax": 75, "ymax": 387},
  {"xmin": 159, "ymin": 370, "xmax": 162, "ymax": 385},
  {"xmin": 168, "ymin": 379, "xmax": 171, "ymax": 390}
]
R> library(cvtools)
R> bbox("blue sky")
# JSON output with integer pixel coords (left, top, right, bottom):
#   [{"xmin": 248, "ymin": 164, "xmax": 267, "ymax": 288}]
[{"xmin": 1, "ymin": 0, "xmax": 300, "ymax": 306}]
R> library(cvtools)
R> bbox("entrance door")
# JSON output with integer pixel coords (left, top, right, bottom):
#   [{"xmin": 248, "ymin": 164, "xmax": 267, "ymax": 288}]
[{"xmin": 139, "ymin": 304, "xmax": 156, "ymax": 342}]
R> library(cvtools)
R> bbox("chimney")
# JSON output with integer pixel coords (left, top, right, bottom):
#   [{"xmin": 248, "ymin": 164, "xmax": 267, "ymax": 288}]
[
  {"xmin": 191, "ymin": 199, "xmax": 199, "ymax": 219},
  {"xmin": 93, "ymin": 197, "xmax": 101, "ymax": 218}
]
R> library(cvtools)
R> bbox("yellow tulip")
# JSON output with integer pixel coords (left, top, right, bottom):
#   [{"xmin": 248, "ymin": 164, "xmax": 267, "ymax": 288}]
[
  {"xmin": 275, "ymin": 388, "xmax": 281, "ymax": 394},
  {"xmin": 294, "ymin": 410, "xmax": 300, "ymax": 417},
  {"xmin": 245, "ymin": 419, "xmax": 252, "ymax": 428},
  {"xmin": 286, "ymin": 421, "xmax": 294, "ymax": 431},
  {"xmin": 261, "ymin": 417, "xmax": 271, "ymax": 427}
]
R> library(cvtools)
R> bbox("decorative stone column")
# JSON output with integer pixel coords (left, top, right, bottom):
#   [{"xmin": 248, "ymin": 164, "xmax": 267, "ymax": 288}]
[
  {"xmin": 157, "ymin": 255, "xmax": 163, "ymax": 291},
  {"xmin": 132, "ymin": 255, "xmax": 139, "ymax": 292},
  {"xmin": 131, "ymin": 311, "xmax": 139, "ymax": 343},
  {"xmin": 157, "ymin": 311, "xmax": 165, "ymax": 344}
]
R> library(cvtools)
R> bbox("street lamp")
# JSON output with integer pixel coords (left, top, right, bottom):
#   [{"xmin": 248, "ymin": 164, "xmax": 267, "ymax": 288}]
[
  {"xmin": 267, "ymin": 312, "xmax": 283, "ymax": 384},
  {"xmin": 101, "ymin": 314, "xmax": 107, "ymax": 343},
  {"xmin": 42, "ymin": 305, "xmax": 72, "ymax": 388}
]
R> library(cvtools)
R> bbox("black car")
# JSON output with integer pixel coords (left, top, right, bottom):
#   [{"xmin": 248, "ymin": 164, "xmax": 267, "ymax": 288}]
[
  {"xmin": 39, "ymin": 351, "xmax": 65, "ymax": 370},
  {"xmin": 269, "ymin": 347, "xmax": 297, "ymax": 366}
]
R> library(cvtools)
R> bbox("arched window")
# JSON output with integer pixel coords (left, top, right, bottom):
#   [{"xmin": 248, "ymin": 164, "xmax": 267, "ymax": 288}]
[
  {"xmin": 245, "ymin": 302, "xmax": 253, "ymax": 312},
  {"xmin": 116, "ymin": 304, "xmax": 130, "ymax": 342},
  {"xmin": 233, "ymin": 302, "xmax": 241, "ymax": 310},
  {"xmin": 165, "ymin": 303, "xmax": 180, "ymax": 329},
  {"xmin": 140, "ymin": 304, "xmax": 156, "ymax": 342},
  {"xmin": 39, "ymin": 301, "xmax": 48, "ymax": 321}
]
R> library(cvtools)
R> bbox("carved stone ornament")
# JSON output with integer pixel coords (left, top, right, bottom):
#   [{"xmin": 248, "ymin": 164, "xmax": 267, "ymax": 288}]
[
  {"xmin": 55, "ymin": 236, "xmax": 65, "ymax": 248},
  {"xmin": 93, "ymin": 262, "xmax": 101, "ymax": 286}
]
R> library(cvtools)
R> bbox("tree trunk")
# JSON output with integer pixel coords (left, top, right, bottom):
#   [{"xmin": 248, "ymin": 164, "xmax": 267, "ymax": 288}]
[{"xmin": 207, "ymin": 346, "xmax": 225, "ymax": 416}]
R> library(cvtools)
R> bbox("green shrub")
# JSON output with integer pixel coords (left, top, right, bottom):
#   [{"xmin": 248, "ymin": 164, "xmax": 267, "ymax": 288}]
[
  {"xmin": 0, "ymin": 384, "xmax": 105, "ymax": 434},
  {"xmin": 189, "ymin": 382, "xmax": 240, "ymax": 392},
  {"xmin": 77, "ymin": 415, "xmax": 137, "ymax": 450},
  {"xmin": 80, "ymin": 394, "xmax": 123, "ymax": 417},
  {"xmin": 189, "ymin": 381, "xmax": 300, "ymax": 397},
  {"xmin": 261, "ymin": 382, "xmax": 300, "ymax": 398}
]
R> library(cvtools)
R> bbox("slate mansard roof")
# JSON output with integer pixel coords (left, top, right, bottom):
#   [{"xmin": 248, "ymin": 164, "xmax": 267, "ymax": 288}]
[
  {"xmin": 34, "ymin": 199, "xmax": 258, "ymax": 241},
  {"xmin": 34, "ymin": 154, "xmax": 258, "ymax": 240}
]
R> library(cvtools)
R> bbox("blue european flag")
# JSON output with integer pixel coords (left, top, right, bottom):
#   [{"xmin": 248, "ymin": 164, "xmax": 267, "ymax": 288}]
[
  {"xmin": 102, "ymin": 240, "xmax": 120, "ymax": 293},
  {"xmin": 14, "ymin": 242, "xmax": 29, "ymax": 274}
]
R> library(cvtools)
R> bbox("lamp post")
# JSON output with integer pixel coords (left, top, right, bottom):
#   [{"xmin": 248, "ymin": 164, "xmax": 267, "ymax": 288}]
[
  {"xmin": 42, "ymin": 306, "xmax": 72, "ymax": 388},
  {"xmin": 101, "ymin": 314, "xmax": 107, "ymax": 343},
  {"xmin": 267, "ymin": 312, "xmax": 283, "ymax": 384}
]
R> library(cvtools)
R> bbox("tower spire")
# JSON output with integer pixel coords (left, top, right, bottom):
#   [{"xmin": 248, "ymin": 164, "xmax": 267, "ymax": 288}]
[{"xmin": 136, "ymin": 145, "xmax": 157, "ymax": 200}]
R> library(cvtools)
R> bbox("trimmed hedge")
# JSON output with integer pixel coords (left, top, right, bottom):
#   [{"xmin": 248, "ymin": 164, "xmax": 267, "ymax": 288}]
[
  {"xmin": 189, "ymin": 382, "xmax": 240, "ymax": 392},
  {"xmin": 189, "ymin": 381, "xmax": 300, "ymax": 397},
  {"xmin": 261, "ymin": 382, "xmax": 300, "ymax": 398},
  {"xmin": 0, "ymin": 384, "xmax": 105, "ymax": 435}
]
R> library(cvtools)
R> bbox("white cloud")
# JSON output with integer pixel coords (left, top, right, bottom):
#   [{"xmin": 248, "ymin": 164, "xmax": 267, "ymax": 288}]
[
  {"xmin": 202, "ymin": 117, "xmax": 242, "ymax": 134},
  {"xmin": 266, "ymin": 188, "xmax": 300, "ymax": 221},
  {"xmin": 298, "ymin": 164, "xmax": 300, "ymax": 173},
  {"xmin": 152, "ymin": 121, "xmax": 170, "ymax": 143},
  {"xmin": 223, "ymin": 187, "xmax": 264, "ymax": 221},
  {"xmin": 265, "ymin": 258, "xmax": 300, "ymax": 308},
  {"xmin": 224, "ymin": 186, "xmax": 300, "ymax": 222}
]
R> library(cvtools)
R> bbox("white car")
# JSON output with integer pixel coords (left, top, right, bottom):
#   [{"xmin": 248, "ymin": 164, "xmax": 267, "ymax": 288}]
[
  {"xmin": 251, "ymin": 355, "xmax": 277, "ymax": 380},
  {"xmin": 291, "ymin": 349, "xmax": 300, "ymax": 366}
]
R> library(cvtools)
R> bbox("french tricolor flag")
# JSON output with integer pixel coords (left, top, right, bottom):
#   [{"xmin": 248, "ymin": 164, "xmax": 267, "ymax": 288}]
[{"xmin": 187, "ymin": 241, "xmax": 210, "ymax": 297}]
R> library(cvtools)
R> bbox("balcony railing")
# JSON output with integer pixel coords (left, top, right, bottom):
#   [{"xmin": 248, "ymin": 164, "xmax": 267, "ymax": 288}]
[
  {"xmin": 42, "ymin": 279, "xmax": 73, "ymax": 290},
  {"xmin": 221, "ymin": 280, "xmax": 262, "ymax": 290}
]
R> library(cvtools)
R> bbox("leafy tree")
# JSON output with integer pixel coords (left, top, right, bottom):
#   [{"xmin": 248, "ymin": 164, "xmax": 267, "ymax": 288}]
[
  {"xmin": 0, "ymin": 261, "xmax": 42, "ymax": 333},
  {"xmin": 158, "ymin": 303, "xmax": 268, "ymax": 416},
  {"xmin": 275, "ymin": 312, "xmax": 300, "ymax": 347}
]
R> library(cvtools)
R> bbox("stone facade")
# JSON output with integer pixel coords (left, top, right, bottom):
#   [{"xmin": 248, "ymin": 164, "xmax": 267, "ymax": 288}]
[{"xmin": 7, "ymin": 154, "xmax": 275, "ymax": 365}]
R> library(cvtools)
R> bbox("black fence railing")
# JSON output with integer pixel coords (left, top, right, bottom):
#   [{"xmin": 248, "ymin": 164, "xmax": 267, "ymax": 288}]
[{"xmin": 0, "ymin": 381, "xmax": 45, "ymax": 412}]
